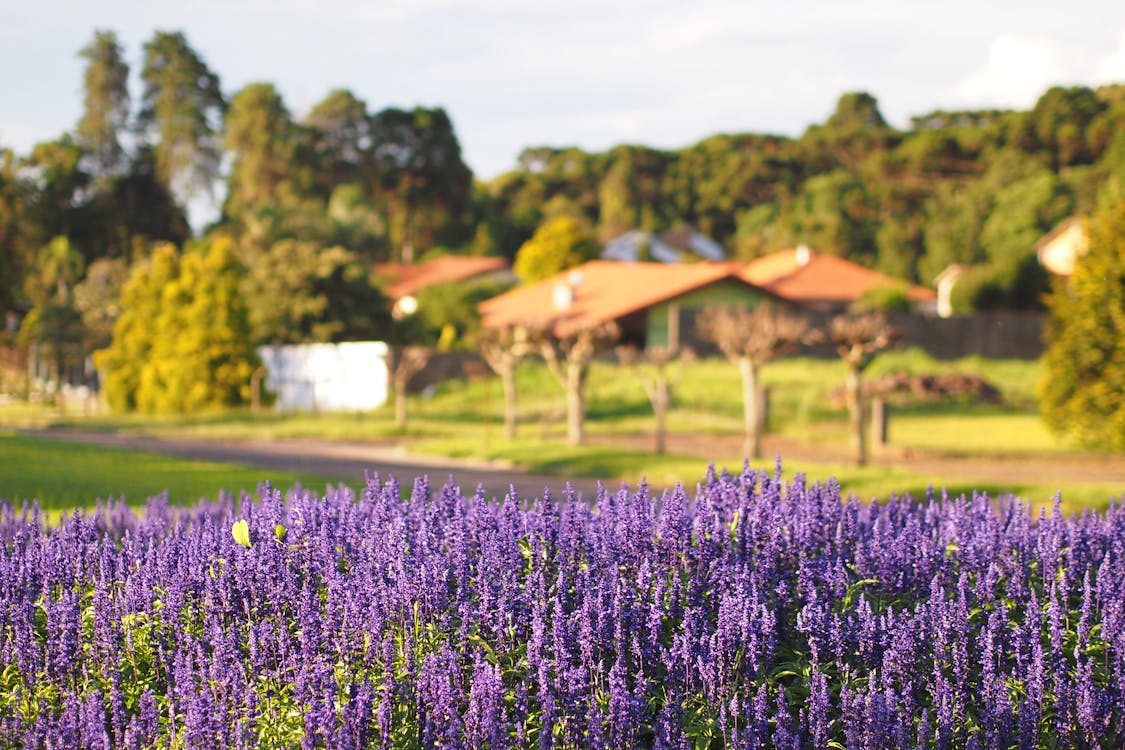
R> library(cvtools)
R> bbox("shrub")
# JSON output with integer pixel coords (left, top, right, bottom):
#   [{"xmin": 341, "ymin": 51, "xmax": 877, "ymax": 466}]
[
  {"xmin": 95, "ymin": 238, "xmax": 259, "ymax": 413},
  {"xmin": 1040, "ymin": 199, "xmax": 1125, "ymax": 448}
]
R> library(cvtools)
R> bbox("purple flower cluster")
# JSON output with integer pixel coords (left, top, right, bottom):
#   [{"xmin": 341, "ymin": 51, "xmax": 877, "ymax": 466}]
[{"xmin": 2, "ymin": 464, "xmax": 1124, "ymax": 748}]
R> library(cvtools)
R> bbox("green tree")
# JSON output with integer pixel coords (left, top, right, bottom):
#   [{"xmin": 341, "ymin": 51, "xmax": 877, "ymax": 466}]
[
  {"xmin": 95, "ymin": 243, "xmax": 181, "ymax": 411},
  {"xmin": 1027, "ymin": 86, "xmax": 1106, "ymax": 167},
  {"xmin": 102, "ymin": 146, "xmax": 192, "ymax": 259},
  {"xmin": 874, "ymin": 216, "xmax": 919, "ymax": 280},
  {"xmin": 919, "ymin": 182, "xmax": 987, "ymax": 282},
  {"xmin": 1040, "ymin": 202, "xmax": 1125, "ymax": 448},
  {"xmin": 802, "ymin": 91, "xmax": 898, "ymax": 172},
  {"xmin": 413, "ymin": 278, "xmax": 511, "ymax": 350},
  {"xmin": 96, "ymin": 239, "xmax": 259, "ymax": 413},
  {"xmin": 369, "ymin": 106, "xmax": 473, "ymax": 261},
  {"xmin": 73, "ymin": 257, "xmax": 130, "ymax": 350},
  {"xmin": 826, "ymin": 91, "xmax": 890, "ymax": 131},
  {"xmin": 19, "ymin": 234, "xmax": 88, "ymax": 387},
  {"xmin": 0, "ymin": 148, "xmax": 24, "ymax": 312},
  {"xmin": 241, "ymin": 239, "xmax": 392, "ymax": 345},
  {"xmin": 323, "ymin": 183, "xmax": 389, "ymax": 259},
  {"xmin": 140, "ymin": 237, "xmax": 257, "ymax": 412},
  {"xmin": 595, "ymin": 146, "xmax": 674, "ymax": 242},
  {"xmin": 20, "ymin": 138, "xmax": 90, "ymax": 254},
  {"xmin": 223, "ymin": 82, "xmax": 298, "ymax": 222},
  {"xmin": 18, "ymin": 304, "xmax": 85, "ymax": 392},
  {"xmin": 30, "ymin": 235, "xmax": 85, "ymax": 305},
  {"xmin": 138, "ymin": 30, "xmax": 225, "ymax": 201},
  {"xmin": 783, "ymin": 170, "xmax": 877, "ymax": 260},
  {"xmin": 76, "ymin": 29, "xmax": 130, "ymax": 178},
  {"xmin": 980, "ymin": 170, "xmax": 1072, "ymax": 265},
  {"xmin": 513, "ymin": 216, "xmax": 599, "ymax": 282},
  {"xmin": 304, "ymin": 89, "xmax": 375, "ymax": 198}
]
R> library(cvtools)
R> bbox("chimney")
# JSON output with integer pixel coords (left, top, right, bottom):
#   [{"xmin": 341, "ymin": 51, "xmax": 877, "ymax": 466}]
[
  {"xmin": 552, "ymin": 283, "xmax": 574, "ymax": 310},
  {"xmin": 795, "ymin": 244, "xmax": 812, "ymax": 266}
]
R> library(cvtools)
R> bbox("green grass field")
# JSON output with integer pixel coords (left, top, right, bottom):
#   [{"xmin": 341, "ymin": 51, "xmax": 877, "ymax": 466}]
[
  {"xmin": 0, "ymin": 349, "xmax": 1049, "ymax": 447},
  {"xmin": 0, "ymin": 429, "xmax": 1117, "ymax": 520},
  {"xmin": 0, "ymin": 432, "xmax": 341, "ymax": 516},
  {"xmin": 3, "ymin": 350, "xmax": 1121, "ymax": 515}
]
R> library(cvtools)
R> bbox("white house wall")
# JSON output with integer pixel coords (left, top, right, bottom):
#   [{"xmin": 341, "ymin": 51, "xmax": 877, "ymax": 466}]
[{"xmin": 257, "ymin": 341, "xmax": 389, "ymax": 412}]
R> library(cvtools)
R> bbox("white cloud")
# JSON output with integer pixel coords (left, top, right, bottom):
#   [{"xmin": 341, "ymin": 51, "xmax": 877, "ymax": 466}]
[
  {"xmin": 647, "ymin": 20, "xmax": 725, "ymax": 52},
  {"xmin": 955, "ymin": 35, "xmax": 1064, "ymax": 108},
  {"xmin": 1096, "ymin": 29, "xmax": 1125, "ymax": 82}
]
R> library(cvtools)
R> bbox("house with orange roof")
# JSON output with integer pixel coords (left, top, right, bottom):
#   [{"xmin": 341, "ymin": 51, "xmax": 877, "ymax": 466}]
[
  {"xmin": 740, "ymin": 246, "xmax": 937, "ymax": 313},
  {"xmin": 375, "ymin": 255, "xmax": 514, "ymax": 301},
  {"xmin": 478, "ymin": 260, "xmax": 783, "ymax": 348}
]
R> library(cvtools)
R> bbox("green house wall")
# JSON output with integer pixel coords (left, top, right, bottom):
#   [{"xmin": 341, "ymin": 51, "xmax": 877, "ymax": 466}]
[{"xmin": 645, "ymin": 280, "xmax": 767, "ymax": 348}]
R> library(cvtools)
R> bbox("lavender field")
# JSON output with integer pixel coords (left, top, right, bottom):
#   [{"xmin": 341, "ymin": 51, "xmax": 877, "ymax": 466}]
[{"xmin": 2, "ymin": 465, "xmax": 1124, "ymax": 748}]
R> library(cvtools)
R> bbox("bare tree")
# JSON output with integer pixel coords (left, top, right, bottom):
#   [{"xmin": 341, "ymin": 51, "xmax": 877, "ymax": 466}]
[
  {"xmin": 538, "ymin": 323, "xmax": 619, "ymax": 446},
  {"xmin": 697, "ymin": 305, "xmax": 811, "ymax": 459},
  {"xmin": 386, "ymin": 345, "xmax": 432, "ymax": 430},
  {"xmin": 478, "ymin": 325, "xmax": 534, "ymax": 440},
  {"xmin": 826, "ymin": 312, "xmax": 899, "ymax": 466},
  {"xmin": 617, "ymin": 344, "xmax": 695, "ymax": 454}
]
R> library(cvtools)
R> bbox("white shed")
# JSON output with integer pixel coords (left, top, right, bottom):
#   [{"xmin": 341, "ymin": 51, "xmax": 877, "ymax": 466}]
[{"xmin": 257, "ymin": 341, "xmax": 389, "ymax": 412}]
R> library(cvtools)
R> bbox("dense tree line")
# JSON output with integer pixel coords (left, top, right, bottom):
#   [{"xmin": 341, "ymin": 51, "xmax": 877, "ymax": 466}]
[
  {"xmin": 1, "ymin": 28, "xmax": 1123, "ymax": 410},
  {"xmin": 487, "ymin": 87, "xmax": 1125, "ymax": 311},
  {"xmin": 1, "ymin": 29, "xmax": 474, "ymax": 406}
]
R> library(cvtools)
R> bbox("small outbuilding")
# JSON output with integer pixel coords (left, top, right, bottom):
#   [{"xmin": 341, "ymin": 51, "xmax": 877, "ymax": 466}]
[{"xmin": 1035, "ymin": 217, "xmax": 1089, "ymax": 277}]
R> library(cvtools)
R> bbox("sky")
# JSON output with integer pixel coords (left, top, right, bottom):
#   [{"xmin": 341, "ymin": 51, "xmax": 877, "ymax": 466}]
[{"xmin": 3, "ymin": 0, "xmax": 1125, "ymax": 181}]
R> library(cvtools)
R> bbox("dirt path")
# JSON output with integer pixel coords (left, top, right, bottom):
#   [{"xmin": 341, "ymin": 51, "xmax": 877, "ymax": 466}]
[{"xmin": 21, "ymin": 426, "xmax": 1125, "ymax": 507}]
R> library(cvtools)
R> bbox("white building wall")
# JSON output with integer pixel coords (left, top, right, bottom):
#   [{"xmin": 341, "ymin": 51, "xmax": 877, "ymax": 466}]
[{"xmin": 257, "ymin": 341, "xmax": 389, "ymax": 412}]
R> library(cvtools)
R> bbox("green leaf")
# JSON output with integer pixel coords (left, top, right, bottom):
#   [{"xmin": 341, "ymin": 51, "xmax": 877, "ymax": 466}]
[
  {"xmin": 232, "ymin": 519, "xmax": 252, "ymax": 548},
  {"xmin": 274, "ymin": 523, "xmax": 287, "ymax": 543}
]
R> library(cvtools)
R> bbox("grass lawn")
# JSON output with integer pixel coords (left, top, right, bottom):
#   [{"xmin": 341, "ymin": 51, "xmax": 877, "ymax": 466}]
[
  {"xmin": 0, "ymin": 350, "xmax": 1048, "ymax": 446},
  {"xmin": 414, "ymin": 433, "xmax": 1122, "ymax": 513},
  {"xmin": 4, "ymin": 350, "xmax": 1119, "ymax": 514},
  {"xmin": 0, "ymin": 432, "xmax": 343, "ymax": 517}
]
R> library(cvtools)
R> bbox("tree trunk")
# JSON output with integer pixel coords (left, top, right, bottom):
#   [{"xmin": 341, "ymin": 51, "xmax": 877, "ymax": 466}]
[
  {"xmin": 653, "ymin": 376, "xmax": 669, "ymax": 454},
  {"xmin": 756, "ymin": 385, "xmax": 770, "ymax": 442},
  {"xmin": 739, "ymin": 357, "xmax": 762, "ymax": 459},
  {"xmin": 401, "ymin": 204, "xmax": 415, "ymax": 264},
  {"xmin": 250, "ymin": 367, "xmax": 266, "ymax": 413},
  {"xmin": 846, "ymin": 365, "xmax": 867, "ymax": 466},
  {"xmin": 871, "ymin": 396, "xmax": 888, "ymax": 449},
  {"xmin": 501, "ymin": 364, "xmax": 518, "ymax": 440},
  {"xmin": 395, "ymin": 373, "xmax": 408, "ymax": 430},
  {"xmin": 566, "ymin": 363, "xmax": 585, "ymax": 446}
]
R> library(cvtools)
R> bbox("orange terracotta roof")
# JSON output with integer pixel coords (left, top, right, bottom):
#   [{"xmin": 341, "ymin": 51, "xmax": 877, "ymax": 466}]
[
  {"xmin": 376, "ymin": 255, "xmax": 509, "ymax": 299},
  {"xmin": 479, "ymin": 260, "xmax": 767, "ymax": 336},
  {"xmin": 740, "ymin": 248, "xmax": 936, "ymax": 303}
]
